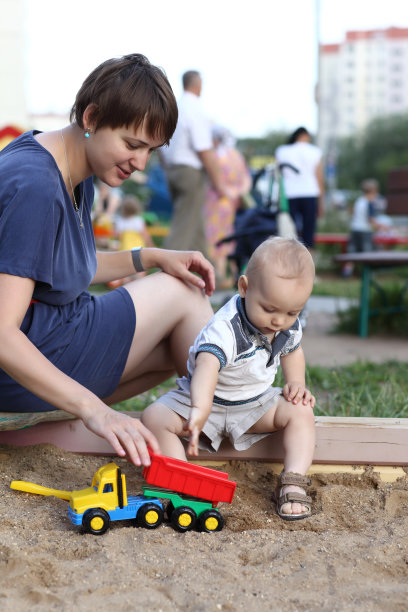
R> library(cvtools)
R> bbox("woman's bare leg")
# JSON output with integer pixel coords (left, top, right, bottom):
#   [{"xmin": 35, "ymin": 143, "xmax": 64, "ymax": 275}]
[{"xmin": 106, "ymin": 272, "xmax": 213, "ymax": 403}]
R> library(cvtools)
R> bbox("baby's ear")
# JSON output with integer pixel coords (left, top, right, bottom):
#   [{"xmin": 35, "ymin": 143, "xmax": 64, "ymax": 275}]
[{"xmin": 237, "ymin": 275, "xmax": 248, "ymax": 297}]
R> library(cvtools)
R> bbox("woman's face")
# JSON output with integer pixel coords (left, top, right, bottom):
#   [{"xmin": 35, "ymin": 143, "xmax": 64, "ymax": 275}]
[{"xmin": 86, "ymin": 123, "xmax": 164, "ymax": 186}]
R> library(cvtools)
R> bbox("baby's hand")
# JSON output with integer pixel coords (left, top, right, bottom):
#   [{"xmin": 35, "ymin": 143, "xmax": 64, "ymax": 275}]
[
  {"xmin": 183, "ymin": 406, "xmax": 208, "ymax": 457},
  {"xmin": 283, "ymin": 382, "xmax": 316, "ymax": 408}
]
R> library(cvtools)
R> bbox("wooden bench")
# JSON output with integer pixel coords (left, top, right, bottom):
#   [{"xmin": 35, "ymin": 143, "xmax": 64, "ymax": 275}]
[
  {"xmin": 315, "ymin": 233, "xmax": 408, "ymax": 252},
  {"xmin": 147, "ymin": 226, "xmax": 408, "ymax": 250},
  {"xmin": 1, "ymin": 416, "xmax": 407, "ymax": 475},
  {"xmin": 334, "ymin": 251, "xmax": 408, "ymax": 337}
]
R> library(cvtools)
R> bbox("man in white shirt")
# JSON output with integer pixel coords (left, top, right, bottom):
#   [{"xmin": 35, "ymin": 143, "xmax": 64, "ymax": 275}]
[{"xmin": 162, "ymin": 71, "xmax": 225, "ymax": 256}]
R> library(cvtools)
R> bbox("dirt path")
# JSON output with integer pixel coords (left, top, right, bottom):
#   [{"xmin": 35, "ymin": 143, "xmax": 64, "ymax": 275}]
[{"xmin": 303, "ymin": 311, "xmax": 408, "ymax": 366}]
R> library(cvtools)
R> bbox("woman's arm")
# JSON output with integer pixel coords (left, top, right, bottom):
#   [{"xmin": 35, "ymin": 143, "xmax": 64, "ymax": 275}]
[
  {"xmin": 0, "ymin": 273, "xmax": 160, "ymax": 465},
  {"xmin": 93, "ymin": 248, "xmax": 215, "ymax": 295}
]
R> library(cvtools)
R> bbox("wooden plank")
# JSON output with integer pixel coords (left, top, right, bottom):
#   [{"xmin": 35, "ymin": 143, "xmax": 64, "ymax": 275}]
[
  {"xmin": 0, "ymin": 416, "xmax": 407, "ymax": 467},
  {"xmin": 194, "ymin": 461, "xmax": 406, "ymax": 483},
  {"xmin": 335, "ymin": 251, "xmax": 408, "ymax": 266}
]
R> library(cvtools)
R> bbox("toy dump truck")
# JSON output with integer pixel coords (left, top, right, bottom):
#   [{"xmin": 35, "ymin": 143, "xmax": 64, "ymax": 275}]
[{"xmin": 10, "ymin": 451, "xmax": 237, "ymax": 535}]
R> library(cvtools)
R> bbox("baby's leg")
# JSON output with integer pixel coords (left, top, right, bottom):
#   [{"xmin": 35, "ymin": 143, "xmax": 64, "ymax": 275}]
[
  {"xmin": 247, "ymin": 396, "xmax": 315, "ymax": 517},
  {"xmin": 141, "ymin": 401, "xmax": 188, "ymax": 460}
]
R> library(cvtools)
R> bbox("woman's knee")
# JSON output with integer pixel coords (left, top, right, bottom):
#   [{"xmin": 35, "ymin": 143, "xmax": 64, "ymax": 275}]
[{"xmin": 126, "ymin": 271, "xmax": 212, "ymax": 320}]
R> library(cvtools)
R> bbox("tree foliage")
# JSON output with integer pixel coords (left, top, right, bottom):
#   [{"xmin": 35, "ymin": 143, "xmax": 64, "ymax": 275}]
[
  {"xmin": 336, "ymin": 113, "xmax": 408, "ymax": 192},
  {"xmin": 237, "ymin": 131, "xmax": 289, "ymax": 161}
]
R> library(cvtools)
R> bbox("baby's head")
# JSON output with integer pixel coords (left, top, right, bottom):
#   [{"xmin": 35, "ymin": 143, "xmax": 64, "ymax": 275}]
[
  {"xmin": 238, "ymin": 237, "xmax": 315, "ymax": 335},
  {"xmin": 120, "ymin": 195, "xmax": 143, "ymax": 218}
]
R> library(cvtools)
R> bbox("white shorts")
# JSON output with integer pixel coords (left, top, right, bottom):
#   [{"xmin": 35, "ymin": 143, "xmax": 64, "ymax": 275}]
[{"xmin": 157, "ymin": 378, "xmax": 283, "ymax": 452}]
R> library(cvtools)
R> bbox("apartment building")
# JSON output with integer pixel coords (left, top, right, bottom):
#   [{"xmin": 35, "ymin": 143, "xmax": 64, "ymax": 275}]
[{"xmin": 318, "ymin": 27, "xmax": 408, "ymax": 155}]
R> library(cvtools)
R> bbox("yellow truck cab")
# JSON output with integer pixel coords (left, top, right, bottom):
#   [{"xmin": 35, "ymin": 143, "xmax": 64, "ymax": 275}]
[
  {"xmin": 68, "ymin": 463, "xmax": 164, "ymax": 534},
  {"xmin": 70, "ymin": 463, "xmax": 127, "ymax": 515}
]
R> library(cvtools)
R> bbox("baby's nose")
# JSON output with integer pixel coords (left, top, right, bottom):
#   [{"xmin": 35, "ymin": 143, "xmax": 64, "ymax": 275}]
[{"xmin": 271, "ymin": 313, "xmax": 285, "ymax": 327}]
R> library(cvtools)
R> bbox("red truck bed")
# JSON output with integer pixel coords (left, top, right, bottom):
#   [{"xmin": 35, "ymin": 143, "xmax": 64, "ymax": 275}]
[{"xmin": 143, "ymin": 452, "xmax": 236, "ymax": 504}]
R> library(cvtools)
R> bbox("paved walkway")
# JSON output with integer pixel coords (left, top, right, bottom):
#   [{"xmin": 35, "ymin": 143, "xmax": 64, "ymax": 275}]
[{"xmin": 211, "ymin": 292, "xmax": 407, "ymax": 367}]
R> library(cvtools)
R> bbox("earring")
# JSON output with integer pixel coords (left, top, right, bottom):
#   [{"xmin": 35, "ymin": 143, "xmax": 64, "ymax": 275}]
[{"xmin": 84, "ymin": 128, "xmax": 90, "ymax": 139}]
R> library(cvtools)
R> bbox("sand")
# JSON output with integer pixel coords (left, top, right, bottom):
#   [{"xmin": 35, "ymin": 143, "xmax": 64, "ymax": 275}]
[
  {"xmin": 1, "ymin": 309, "xmax": 408, "ymax": 611},
  {"xmin": 0, "ymin": 443, "xmax": 407, "ymax": 611}
]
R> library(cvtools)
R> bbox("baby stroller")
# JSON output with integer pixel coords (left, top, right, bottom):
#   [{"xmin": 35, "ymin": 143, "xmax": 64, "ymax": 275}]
[{"xmin": 217, "ymin": 162, "xmax": 299, "ymax": 276}]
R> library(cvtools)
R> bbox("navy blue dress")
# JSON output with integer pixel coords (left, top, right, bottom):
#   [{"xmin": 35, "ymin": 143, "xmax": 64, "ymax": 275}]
[{"xmin": 0, "ymin": 131, "xmax": 136, "ymax": 411}]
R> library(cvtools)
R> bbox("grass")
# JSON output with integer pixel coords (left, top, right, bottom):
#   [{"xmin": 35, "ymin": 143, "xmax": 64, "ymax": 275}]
[
  {"xmin": 304, "ymin": 361, "xmax": 408, "ymax": 418},
  {"xmin": 333, "ymin": 279, "xmax": 408, "ymax": 336},
  {"xmin": 113, "ymin": 360, "xmax": 408, "ymax": 418},
  {"xmin": 312, "ymin": 277, "xmax": 360, "ymax": 299}
]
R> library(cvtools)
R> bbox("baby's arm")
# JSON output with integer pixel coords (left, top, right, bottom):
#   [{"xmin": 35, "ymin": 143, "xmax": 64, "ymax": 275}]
[
  {"xmin": 185, "ymin": 351, "xmax": 220, "ymax": 456},
  {"xmin": 280, "ymin": 347, "xmax": 315, "ymax": 408}
]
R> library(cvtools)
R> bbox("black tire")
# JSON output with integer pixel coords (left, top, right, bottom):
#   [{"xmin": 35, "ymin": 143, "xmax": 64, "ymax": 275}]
[
  {"xmin": 198, "ymin": 509, "xmax": 224, "ymax": 533},
  {"xmin": 82, "ymin": 508, "xmax": 110, "ymax": 535},
  {"xmin": 136, "ymin": 503, "xmax": 164, "ymax": 529},
  {"xmin": 170, "ymin": 506, "xmax": 197, "ymax": 532}
]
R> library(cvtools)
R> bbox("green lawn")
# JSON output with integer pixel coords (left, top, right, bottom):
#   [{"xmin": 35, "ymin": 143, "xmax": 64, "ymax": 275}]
[{"xmin": 113, "ymin": 360, "xmax": 408, "ymax": 418}]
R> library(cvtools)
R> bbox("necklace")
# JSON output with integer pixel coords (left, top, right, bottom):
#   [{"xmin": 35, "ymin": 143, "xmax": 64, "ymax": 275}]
[{"xmin": 60, "ymin": 129, "xmax": 85, "ymax": 229}]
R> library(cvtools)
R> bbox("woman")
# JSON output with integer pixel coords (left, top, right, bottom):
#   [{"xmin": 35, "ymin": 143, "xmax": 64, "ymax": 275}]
[
  {"xmin": 0, "ymin": 54, "xmax": 215, "ymax": 466},
  {"xmin": 275, "ymin": 127, "xmax": 324, "ymax": 253},
  {"xmin": 204, "ymin": 126, "xmax": 252, "ymax": 288}
]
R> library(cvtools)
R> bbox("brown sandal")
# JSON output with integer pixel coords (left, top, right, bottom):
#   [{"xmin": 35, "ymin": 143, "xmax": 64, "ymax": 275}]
[{"xmin": 273, "ymin": 472, "xmax": 312, "ymax": 521}]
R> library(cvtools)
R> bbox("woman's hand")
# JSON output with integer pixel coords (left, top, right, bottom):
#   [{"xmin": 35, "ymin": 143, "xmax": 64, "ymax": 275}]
[
  {"xmin": 148, "ymin": 249, "xmax": 215, "ymax": 296},
  {"xmin": 82, "ymin": 404, "xmax": 161, "ymax": 466}
]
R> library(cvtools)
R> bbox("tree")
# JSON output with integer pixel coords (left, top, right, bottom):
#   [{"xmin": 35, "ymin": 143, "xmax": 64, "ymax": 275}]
[
  {"xmin": 336, "ymin": 113, "xmax": 408, "ymax": 192},
  {"xmin": 237, "ymin": 131, "xmax": 289, "ymax": 162}
]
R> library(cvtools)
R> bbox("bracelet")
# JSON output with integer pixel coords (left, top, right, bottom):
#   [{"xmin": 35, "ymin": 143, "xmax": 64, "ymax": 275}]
[{"xmin": 131, "ymin": 247, "xmax": 145, "ymax": 272}]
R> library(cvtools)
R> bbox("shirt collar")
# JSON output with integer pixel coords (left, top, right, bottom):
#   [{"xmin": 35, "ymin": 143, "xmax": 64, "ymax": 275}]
[{"xmin": 236, "ymin": 296, "xmax": 299, "ymax": 363}]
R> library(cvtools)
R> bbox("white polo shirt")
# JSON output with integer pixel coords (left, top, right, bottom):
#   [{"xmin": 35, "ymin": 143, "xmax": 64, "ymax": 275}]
[
  {"xmin": 186, "ymin": 295, "xmax": 302, "ymax": 402},
  {"xmin": 164, "ymin": 92, "xmax": 212, "ymax": 169}
]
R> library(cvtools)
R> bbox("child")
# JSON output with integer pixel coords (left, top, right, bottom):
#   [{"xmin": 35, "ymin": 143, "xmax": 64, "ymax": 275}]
[
  {"xmin": 108, "ymin": 195, "xmax": 154, "ymax": 287},
  {"xmin": 115, "ymin": 194, "xmax": 154, "ymax": 253},
  {"xmin": 142, "ymin": 237, "xmax": 316, "ymax": 520},
  {"xmin": 343, "ymin": 179, "xmax": 386, "ymax": 276}
]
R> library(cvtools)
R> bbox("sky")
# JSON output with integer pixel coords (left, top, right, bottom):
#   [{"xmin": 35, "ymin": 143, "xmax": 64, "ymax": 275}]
[{"xmin": 24, "ymin": 0, "xmax": 408, "ymax": 138}]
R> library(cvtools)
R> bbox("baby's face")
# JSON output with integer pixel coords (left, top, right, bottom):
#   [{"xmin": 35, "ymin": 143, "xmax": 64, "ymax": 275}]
[{"xmin": 238, "ymin": 273, "xmax": 312, "ymax": 339}]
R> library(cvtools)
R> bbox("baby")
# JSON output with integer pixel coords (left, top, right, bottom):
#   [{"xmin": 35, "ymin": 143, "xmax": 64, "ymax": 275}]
[{"xmin": 142, "ymin": 237, "xmax": 316, "ymax": 520}]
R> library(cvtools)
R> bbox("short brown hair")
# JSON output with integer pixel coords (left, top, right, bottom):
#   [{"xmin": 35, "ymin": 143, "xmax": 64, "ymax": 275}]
[
  {"xmin": 70, "ymin": 53, "xmax": 178, "ymax": 145},
  {"xmin": 182, "ymin": 70, "xmax": 201, "ymax": 90},
  {"xmin": 120, "ymin": 195, "xmax": 142, "ymax": 218},
  {"xmin": 361, "ymin": 178, "xmax": 379, "ymax": 194}
]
